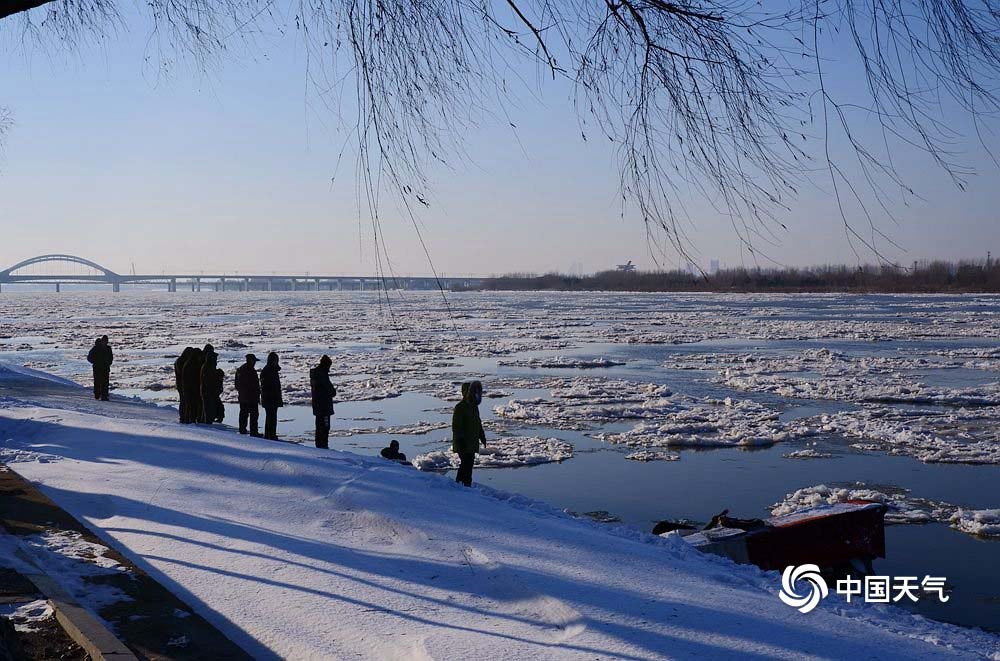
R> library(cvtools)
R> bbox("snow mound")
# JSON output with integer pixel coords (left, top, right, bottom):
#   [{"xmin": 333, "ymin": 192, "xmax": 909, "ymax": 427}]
[
  {"xmin": 0, "ymin": 447, "xmax": 62, "ymax": 464},
  {"xmin": 0, "ymin": 361, "xmax": 80, "ymax": 387},
  {"xmin": 0, "ymin": 599, "xmax": 54, "ymax": 633}
]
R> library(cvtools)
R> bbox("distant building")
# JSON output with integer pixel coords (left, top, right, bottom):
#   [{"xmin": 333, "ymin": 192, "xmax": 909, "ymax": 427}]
[{"xmin": 616, "ymin": 260, "xmax": 636, "ymax": 273}]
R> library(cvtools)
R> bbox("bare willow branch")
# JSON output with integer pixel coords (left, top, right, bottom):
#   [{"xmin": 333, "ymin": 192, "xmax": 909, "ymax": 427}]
[{"xmin": 3, "ymin": 0, "xmax": 1000, "ymax": 263}]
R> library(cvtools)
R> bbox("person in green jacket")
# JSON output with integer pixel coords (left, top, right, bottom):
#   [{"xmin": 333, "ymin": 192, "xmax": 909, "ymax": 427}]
[{"xmin": 452, "ymin": 381, "xmax": 487, "ymax": 487}]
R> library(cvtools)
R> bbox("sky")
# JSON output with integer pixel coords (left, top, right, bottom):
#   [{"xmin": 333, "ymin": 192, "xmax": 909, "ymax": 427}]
[{"xmin": 1, "ymin": 5, "xmax": 999, "ymax": 277}]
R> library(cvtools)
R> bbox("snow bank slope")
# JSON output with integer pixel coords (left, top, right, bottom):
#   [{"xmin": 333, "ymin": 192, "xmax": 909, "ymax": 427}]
[{"xmin": 1, "ymin": 372, "xmax": 997, "ymax": 659}]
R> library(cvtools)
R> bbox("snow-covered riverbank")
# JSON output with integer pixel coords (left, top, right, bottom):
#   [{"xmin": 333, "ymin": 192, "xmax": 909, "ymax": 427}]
[{"xmin": 1, "ymin": 364, "xmax": 998, "ymax": 659}]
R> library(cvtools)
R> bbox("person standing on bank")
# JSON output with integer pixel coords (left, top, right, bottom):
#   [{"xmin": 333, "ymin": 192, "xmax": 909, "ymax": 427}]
[
  {"xmin": 174, "ymin": 347, "xmax": 195, "ymax": 422},
  {"xmin": 200, "ymin": 351, "xmax": 224, "ymax": 425},
  {"xmin": 452, "ymin": 381, "xmax": 486, "ymax": 487},
  {"xmin": 181, "ymin": 347, "xmax": 204, "ymax": 424},
  {"xmin": 86, "ymin": 335, "xmax": 113, "ymax": 401},
  {"xmin": 309, "ymin": 355, "xmax": 336, "ymax": 449},
  {"xmin": 260, "ymin": 352, "xmax": 284, "ymax": 440},
  {"xmin": 234, "ymin": 354, "xmax": 262, "ymax": 437}
]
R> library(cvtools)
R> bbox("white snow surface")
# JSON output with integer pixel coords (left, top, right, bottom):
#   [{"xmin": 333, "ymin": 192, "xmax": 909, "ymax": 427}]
[
  {"xmin": 0, "ymin": 599, "xmax": 54, "ymax": 633},
  {"xmin": 1, "ymin": 368, "xmax": 998, "ymax": 659}
]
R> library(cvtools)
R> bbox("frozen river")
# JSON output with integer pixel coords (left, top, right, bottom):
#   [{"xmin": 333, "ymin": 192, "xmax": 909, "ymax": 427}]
[{"xmin": 1, "ymin": 290, "xmax": 998, "ymax": 632}]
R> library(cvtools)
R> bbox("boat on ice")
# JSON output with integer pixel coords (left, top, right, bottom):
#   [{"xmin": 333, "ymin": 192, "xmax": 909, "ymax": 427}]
[{"xmin": 669, "ymin": 501, "xmax": 888, "ymax": 572}]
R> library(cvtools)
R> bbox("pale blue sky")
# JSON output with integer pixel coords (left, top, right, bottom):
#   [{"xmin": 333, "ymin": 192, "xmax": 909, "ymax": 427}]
[{"xmin": 1, "ymin": 7, "xmax": 999, "ymax": 276}]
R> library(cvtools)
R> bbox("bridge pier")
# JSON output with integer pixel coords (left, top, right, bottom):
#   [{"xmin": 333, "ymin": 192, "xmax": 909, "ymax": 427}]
[
  {"xmin": 169, "ymin": 278, "xmax": 177, "ymax": 293},
  {"xmin": 291, "ymin": 279, "xmax": 297, "ymax": 292},
  {"xmin": 55, "ymin": 283, "xmax": 60, "ymax": 293}
]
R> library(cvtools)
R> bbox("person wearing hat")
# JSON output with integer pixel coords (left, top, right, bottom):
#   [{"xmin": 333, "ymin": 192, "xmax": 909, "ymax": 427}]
[
  {"xmin": 86, "ymin": 335, "xmax": 113, "ymax": 401},
  {"xmin": 234, "ymin": 353, "xmax": 262, "ymax": 437},
  {"xmin": 309, "ymin": 355, "xmax": 337, "ymax": 449},
  {"xmin": 452, "ymin": 381, "xmax": 487, "ymax": 487},
  {"xmin": 260, "ymin": 352, "xmax": 284, "ymax": 440}
]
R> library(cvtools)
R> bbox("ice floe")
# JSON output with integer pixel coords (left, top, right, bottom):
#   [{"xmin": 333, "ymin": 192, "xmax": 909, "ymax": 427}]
[
  {"xmin": 783, "ymin": 448, "xmax": 834, "ymax": 459},
  {"xmin": 593, "ymin": 397, "xmax": 814, "ymax": 449},
  {"xmin": 815, "ymin": 406, "xmax": 1000, "ymax": 464},
  {"xmin": 624, "ymin": 450, "xmax": 680, "ymax": 462},
  {"xmin": 771, "ymin": 483, "xmax": 1000, "ymax": 540},
  {"xmin": 412, "ymin": 436, "xmax": 573, "ymax": 470},
  {"xmin": 498, "ymin": 356, "xmax": 626, "ymax": 369},
  {"xmin": 948, "ymin": 509, "xmax": 1000, "ymax": 539}
]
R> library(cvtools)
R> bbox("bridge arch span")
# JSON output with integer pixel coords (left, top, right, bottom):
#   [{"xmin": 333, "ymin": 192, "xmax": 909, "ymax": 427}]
[{"xmin": 0, "ymin": 254, "xmax": 120, "ymax": 278}]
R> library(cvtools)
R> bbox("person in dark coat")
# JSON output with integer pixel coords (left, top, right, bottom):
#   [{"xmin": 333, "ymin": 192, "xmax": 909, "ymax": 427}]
[
  {"xmin": 452, "ymin": 381, "xmax": 486, "ymax": 487},
  {"xmin": 309, "ymin": 355, "xmax": 336, "ymax": 449},
  {"xmin": 214, "ymin": 367, "xmax": 226, "ymax": 423},
  {"xmin": 174, "ymin": 347, "xmax": 195, "ymax": 422},
  {"xmin": 259, "ymin": 352, "xmax": 284, "ymax": 440},
  {"xmin": 234, "ymin": 354, "xmax": 262, "ymax": 437},
  {"xmin": 200, "ymin": 352, "xmax": 224, "ymax": 425},
  {"xmin": 86, "ymin": 335, "xmax": 113, "ymax": 401},
  {"xmin": 181, "ymin": 348, "xmax": 204, "ymax": 424},
  {"xmin": 380, "ymin": 440, "xmax": 408, "ymax": 463}
]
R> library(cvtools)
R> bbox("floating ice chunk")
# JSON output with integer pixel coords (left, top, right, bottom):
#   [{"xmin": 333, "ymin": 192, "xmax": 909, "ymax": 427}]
[
  {"xmin": 498, "ymin": 356, "xmax": 626, "ymax": 369},
  {"xmin": 949, "ymin": 509, "xmax": 1000, "ymax": 538},
  {"xmin": 624, "ymin": 450, "xmax": 680, "ymax": 462},
  {"xmin": 771, "ymin": 483, "xmax": 954, "ymax": 525},
  {"xmin": 818, "ymin": 406, "xmax": 1000, "ymax": 465},
  {"xmin": 330, "ymin": 421, "xmax": 449, "ymax": 437},
  {"xmin": 594, "ymin": 397, "xmax": 812, "ymax": 449},
  {"xmin": 412, "ymin": 436, "xmax": 573, "ymax": 470},
  {"xmin": 783, "ymin": 448, "xmax": 834, "ymax": 459}
]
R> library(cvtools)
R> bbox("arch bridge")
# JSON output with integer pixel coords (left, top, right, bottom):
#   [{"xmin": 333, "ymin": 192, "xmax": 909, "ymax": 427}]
[{"xmin": 0, "ymin": 254, "xmax": 484, "ymax": 292}]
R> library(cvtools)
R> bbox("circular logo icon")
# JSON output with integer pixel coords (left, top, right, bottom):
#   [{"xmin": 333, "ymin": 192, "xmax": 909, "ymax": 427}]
[{"xmin": 779, "ymin": 564, "xmax": 829, "ymax": 614}]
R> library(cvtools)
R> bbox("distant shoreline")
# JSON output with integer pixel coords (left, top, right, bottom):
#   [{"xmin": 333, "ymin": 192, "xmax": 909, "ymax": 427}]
[{"xmin": 464, "ymin": 259, "xmax": 1000, "ymax": 294}]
